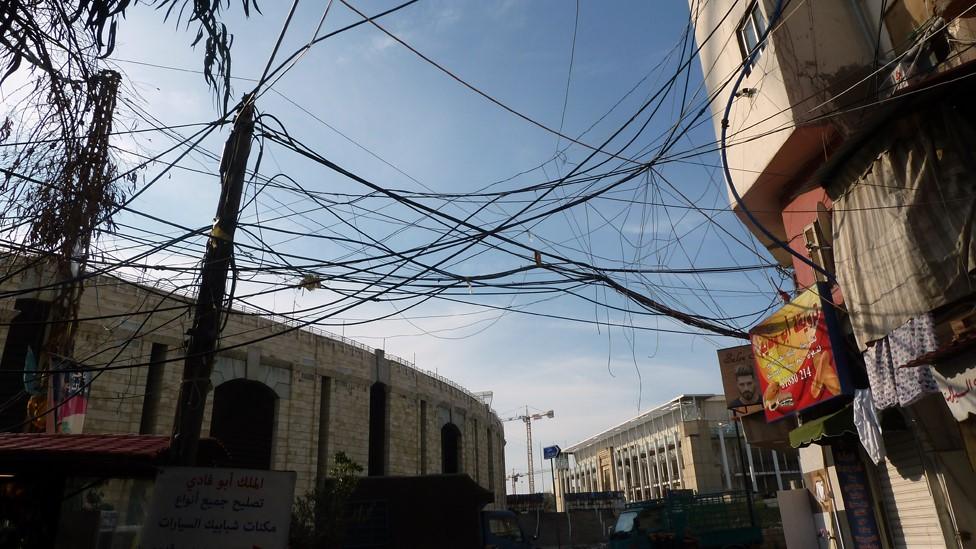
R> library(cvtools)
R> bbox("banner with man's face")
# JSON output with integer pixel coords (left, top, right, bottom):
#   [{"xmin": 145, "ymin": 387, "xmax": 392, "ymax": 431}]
[{"xmin": 717, "ymin": 345, "xmax": 762, "ymax": 415}]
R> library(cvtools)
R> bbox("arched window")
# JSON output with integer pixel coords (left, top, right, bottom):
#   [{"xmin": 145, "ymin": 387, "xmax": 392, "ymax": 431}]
[
  {"xmin": 210, "ymin": 379, "xmax": 277, "ymax": 469},
  {"xmin": 0, "ymin": 299, "xmax": 50, "ymax": 430},
  {"xmin": 368, "ymin": 382, "xmax": 388, "ymax": 476},
  {"xmin": 441, "ymin": 423, "xmax": 462, "ymax": 474}
]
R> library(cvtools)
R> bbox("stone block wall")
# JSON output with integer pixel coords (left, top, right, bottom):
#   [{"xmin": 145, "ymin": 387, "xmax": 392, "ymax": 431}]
[
  {"xmin": 0, "ymin": 261, "xmax": 506, "ymax": 506},
  {"xmin": 679, "ymin": 419, "xmax": 725, "ymax": 494}
]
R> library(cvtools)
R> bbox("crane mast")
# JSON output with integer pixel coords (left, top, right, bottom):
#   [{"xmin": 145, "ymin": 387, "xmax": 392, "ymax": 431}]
[
  {"xmin": 525, "ymin": 412, "xmax": 535, "ymax": 493},
  {"xmin": 501, "ymin": 406, "xmax": 554, "ymax": 495}
]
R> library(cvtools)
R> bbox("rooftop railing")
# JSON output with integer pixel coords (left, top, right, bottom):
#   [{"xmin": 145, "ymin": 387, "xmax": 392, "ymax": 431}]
[{"xmin": 108, "ymin": 269, "xmax": 496, "ymax": 415}]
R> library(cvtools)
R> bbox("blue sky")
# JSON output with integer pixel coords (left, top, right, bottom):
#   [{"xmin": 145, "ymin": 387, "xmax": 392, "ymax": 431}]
[{"xmin": 81, "ymin": 0, "xmax": 784, "ymax": 493}]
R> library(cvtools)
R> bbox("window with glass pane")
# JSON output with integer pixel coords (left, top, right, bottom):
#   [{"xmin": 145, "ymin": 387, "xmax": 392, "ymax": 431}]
[
  {"xmin": 738, "ymin": 1, "xmax": 767, "ymax": 69},
  {"xmin": 488, "ymin": 517, "xmax": 522, "ymax": 539}
]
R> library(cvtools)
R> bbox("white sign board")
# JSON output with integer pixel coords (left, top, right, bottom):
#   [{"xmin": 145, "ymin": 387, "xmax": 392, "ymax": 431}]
[
  {"xmin": 554, "ymin": 454, "xmax": 570, "ymax": 470},
  {"xmin": 142, "ymin": 467, "xmax": 296, "ymax": 549},
  {"xmin": 934, "ymin": 366, "xmax": 976, "ymax": 421}
]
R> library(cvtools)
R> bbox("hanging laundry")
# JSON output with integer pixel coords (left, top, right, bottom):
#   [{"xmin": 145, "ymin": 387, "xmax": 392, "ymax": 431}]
[
  {"xmin": 864, "ymin": 313, "xmax": 940, "ymax": 409},
  {"xmin": 853, "ymin": 389, "xmax": 885, "ymax": 464}
]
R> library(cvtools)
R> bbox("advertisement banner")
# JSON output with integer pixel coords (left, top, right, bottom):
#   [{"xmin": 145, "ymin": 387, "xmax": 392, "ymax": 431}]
[
  {"xmin": 142, "ymin": 467, "xmax": 296, "ymax": 549},
  {"xmin": 833, "ymin": 439, "xmax": 883, "ymax": 548},
  {"xmin": 717, "ymin": 345, "xmax": 762, "ymax": 415},
  {"xmin": 749, "ymin": 284, "xmax": 850, "ymax": 422},
  {"xmin": 53, "ymin": 366, "xmax": 91, "ymax": 434}
]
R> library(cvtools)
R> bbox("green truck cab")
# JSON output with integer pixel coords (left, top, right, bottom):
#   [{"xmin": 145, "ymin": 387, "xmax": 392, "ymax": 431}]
[
  {"xmin": 608, "ymin": 491, "xmax": 762, "ymax": 549},
  {"xmin": 482, "ymin": 510, "xmax": 533, "ymax": 549}
]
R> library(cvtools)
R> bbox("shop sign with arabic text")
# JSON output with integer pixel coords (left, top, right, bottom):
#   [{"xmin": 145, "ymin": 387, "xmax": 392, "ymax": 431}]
[{"xmin": 749, "ymin": 284, "xmax": 851, "ymax": 422}]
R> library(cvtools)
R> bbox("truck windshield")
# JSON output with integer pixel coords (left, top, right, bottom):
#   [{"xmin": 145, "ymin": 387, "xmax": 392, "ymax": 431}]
[
  {"xmin": 488, "ymin": 517, "xmax": 524, "ymax": 541},
  {"xmin": 614, "ymin": 511, "xmax": 638, "ymax": 533}
]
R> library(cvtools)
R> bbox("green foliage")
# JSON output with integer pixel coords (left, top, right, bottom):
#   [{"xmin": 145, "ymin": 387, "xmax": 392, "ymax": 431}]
[
  {"xmin": 0, "ymin": 1, "xmax": 258, "ymax": 262},
  {"xmin": 0, "ymin": 1, "xmax": 256, "ymax": 111},
  {"xmin": 153, "ymin": 0, "xmax": 263, "ymax": 113},
  {"xmin": 290, "ymin": 452, "xmax": 364, "ymax": 549}
]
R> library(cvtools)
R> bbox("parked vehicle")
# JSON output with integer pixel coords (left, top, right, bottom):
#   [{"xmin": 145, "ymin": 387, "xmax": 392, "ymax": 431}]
[
  {"xmin": 608, "ymin": 491, "xmax": 762, "ymax": 549},
  {"xmin": 343, "ymin": 474, "xmax": 535, "ymax": 549},
  {"xmin": 482, "ymin": 510, "xmax": 533, "ymax": 549}
]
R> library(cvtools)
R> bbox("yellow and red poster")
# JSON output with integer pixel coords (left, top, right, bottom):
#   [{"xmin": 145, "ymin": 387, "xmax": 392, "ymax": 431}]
[{"xmin": 749, "ymin": 284, "xmax": 849, "ymax": 422}]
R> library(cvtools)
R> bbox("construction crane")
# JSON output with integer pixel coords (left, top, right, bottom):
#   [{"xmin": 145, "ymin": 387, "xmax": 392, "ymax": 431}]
[
  {"xmin": 506, "ymin": 471, "xmax": 523, "ymax": 494},
  {"xmin": 501, "ymin": 407, "xmax": 554, "ymax": 494},
  {"xmin": 506, "ymin": 467, "xmax": 549, "ymax": 494}
]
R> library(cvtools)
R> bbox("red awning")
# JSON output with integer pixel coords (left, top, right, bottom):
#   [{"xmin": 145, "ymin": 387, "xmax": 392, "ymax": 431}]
[
  {"xmin": 0, "ymin": 434, "xmax": 226, "ymax": 476},
  {"xmin": 0, "ymin": 433, "xmax": 170, "ymax": 458}
]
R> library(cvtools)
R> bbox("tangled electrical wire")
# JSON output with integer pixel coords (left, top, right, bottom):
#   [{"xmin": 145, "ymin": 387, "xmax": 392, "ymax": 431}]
[{"xmin": 3, "ymin": 0, "xmax": 966, "ymax": 427}]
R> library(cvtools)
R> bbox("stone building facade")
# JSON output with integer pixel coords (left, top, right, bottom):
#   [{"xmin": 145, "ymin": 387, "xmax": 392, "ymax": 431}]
[{"xmin": 0, "ymin": 260, "xmax": 506, "ymax": 505}]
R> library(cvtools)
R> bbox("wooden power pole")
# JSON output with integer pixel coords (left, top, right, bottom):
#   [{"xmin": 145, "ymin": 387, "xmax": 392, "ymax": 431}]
[{"xmin": 171, "ymin": 95, "xmax": 255, "ymax": 465}]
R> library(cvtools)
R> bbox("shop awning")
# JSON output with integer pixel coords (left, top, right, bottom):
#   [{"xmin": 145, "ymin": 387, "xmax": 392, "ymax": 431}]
[
  {"xmin": 0, "ymin": 434, "xmax": 228, "ymax": 475},
  {"xmin": 789, "ymin": 405, "xmax": 856, "ymax": 448}
]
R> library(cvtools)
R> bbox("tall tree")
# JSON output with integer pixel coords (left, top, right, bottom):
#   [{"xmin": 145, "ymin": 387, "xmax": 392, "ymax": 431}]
[{"xmin": 0, "ymin": 0, "xmax": 257, "ymax": 430}]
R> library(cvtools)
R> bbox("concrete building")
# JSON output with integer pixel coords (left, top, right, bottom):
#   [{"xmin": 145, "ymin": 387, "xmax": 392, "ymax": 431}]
[
  {"xmin": 557, "ymin": 395, "xmax": 801, "ymax": 509},
  {"xmin": 0, "ymin": 257, "xmax": 507, "ymax": 505},
  {"xmin": 690, "ymin": 0, "xmax": 976, "ymax": 547}
]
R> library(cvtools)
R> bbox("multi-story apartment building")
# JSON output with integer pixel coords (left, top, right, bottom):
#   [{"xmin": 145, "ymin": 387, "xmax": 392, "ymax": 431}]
[{"xmin": 691, "ymin": 1, "xmax": 976, "ymax": 547}]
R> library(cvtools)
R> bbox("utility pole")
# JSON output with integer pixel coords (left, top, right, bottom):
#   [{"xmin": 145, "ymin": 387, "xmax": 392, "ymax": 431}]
[
  {"xmin": 33, "ymin": 69, "xmax": 121, "ymax": 433},
  {"xmin": 733, "ymin": 416, "xmax": 757, "ymax": 529},
  {"xmin": 171, "ymin": 95, "xmax": 255, "ymax": 465}
]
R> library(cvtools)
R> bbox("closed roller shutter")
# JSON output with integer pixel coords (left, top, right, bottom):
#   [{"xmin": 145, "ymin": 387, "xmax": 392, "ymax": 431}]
[{"xmin": 878, "ymin": 430, "xmax": 946, "ymax": 549}]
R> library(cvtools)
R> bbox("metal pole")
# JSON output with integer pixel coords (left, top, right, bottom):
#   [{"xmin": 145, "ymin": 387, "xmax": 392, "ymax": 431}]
[
  {"xmin": 551, "ymin": 457, "xmax": 561, "ymax": 548},
  {"xmin": 634, "ymin": 441, "xmax": 645, "ymax": 501},
  {"xmin": 718, "ymin": 423, "xmax": 732, "ymax": 490},
  {"xmin": 671, "ymin": 406, "xmax": 685, "ymax": 486},
  {"xmin": 672, "ymin": 430, "xmax": 684, "ymax": 486},
  {"xmin": 772, "ymin": 450, "xmax": 784, "ymax": 491},
  {"xmin": 642, "ymin": 422, "xmax": 655, "ymax": 498},
  {"xmin": 653, "ymin": 434, "xmax": 665, "ymax": 496},
  {"xmin": 550, "ymin": 457, "xmax": 557, "ymax": 505},
  {"xmin": 525, "ymin": 410, "xmax": 535, "ymax": 494},
  {"xmin": 660, "ymin": 435, "xmax": 672, "ymax": 489},
  {"xmin": 171, "ymin": 95, "xmax": 255, "ymax": 465},
  {"xmin": 746, "ymin": 440, "xmax": 758, "ymax": 492},
  {"xmin": 622, "ymin": 442, "xmax": 632, "ymax": 501},
  {"xmin": 733, "ymin": 418, "xmax": 757, "ymax": 528}
]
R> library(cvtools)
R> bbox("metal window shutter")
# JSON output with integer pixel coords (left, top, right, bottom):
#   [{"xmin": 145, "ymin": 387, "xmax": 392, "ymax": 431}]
[{"xmin": 878, "ymin": 431, "xmax": 946, "ymax": 549}]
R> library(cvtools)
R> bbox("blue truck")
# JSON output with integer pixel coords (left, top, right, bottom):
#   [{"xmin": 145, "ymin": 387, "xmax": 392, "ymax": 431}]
[{"xmin": 608, "ymin": 491, "xmax": 762, "ymax": 549}]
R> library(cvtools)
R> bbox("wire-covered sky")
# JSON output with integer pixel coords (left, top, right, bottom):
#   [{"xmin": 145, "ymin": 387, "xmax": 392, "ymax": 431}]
[{"xmin": 2, "ymin": 0, "xmax": 794, "ymax": 492}]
